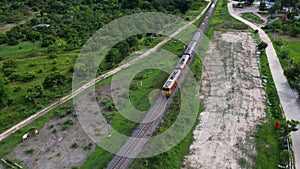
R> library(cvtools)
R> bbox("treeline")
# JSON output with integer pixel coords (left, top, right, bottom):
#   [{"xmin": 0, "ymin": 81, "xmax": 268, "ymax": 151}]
[
  {"xmin": 0, "ymin": 1, "xmax": 32, "ymax": 26},
  {"xmin": 0, "ymin": 0, "xmax": 193, "ymax": 49}
]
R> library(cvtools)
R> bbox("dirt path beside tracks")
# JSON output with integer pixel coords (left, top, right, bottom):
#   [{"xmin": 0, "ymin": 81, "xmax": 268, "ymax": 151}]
[
  {"xmin": 3, "ymin": 85, "xmax": 113, "ymax": 169},
  {"xmin": 183, "ymin": 32, "xmax": 265, "ymax": 168}
]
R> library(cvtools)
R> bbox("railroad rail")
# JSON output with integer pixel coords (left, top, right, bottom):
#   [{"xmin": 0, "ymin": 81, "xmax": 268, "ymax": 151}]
[{"xmin": 107, "ymin": 98, "xmax": 167, "ymax": 169}]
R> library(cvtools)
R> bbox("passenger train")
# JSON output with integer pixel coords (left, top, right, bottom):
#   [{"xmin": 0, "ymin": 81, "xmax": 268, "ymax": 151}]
[{"xmin": 162, "ymin": 0, "xmax": 219, "ymax": 97}]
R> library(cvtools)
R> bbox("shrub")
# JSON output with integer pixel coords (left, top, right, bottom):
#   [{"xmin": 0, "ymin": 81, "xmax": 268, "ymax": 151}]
[
  {"xmin": 43, "ymin": 72, "xmax": 67, "ymax": 89},
  {"xmin": 48, "ymin": 53, "xmax": 57, "ymax": 59},
  {"xmin": 62, "ymin": 124, "xmax": 69, "ymax": 131},
  {"xmin": 279, "ymin": 49, "xmax": 289, "ymax": 59},
  {"xmin": 21, "ymin": 71, "xmax": 36, "ymax": 82},
  {"xmin": 258, "ymin": 41, "xmax": 268, "ymax": 50},
  {"xmin": 7, "ymin": 38, "xmax": 19, "ymax": 46},
  {"xmin": 274, "ymin": 37, "xmax": 285, "ymax": 46},
  {"xmin": 71, "ymin": 142, "xmax": 79, "ymax": 148},
  {"xmin": 64, "ymin": 118, "xmax": 74, "ymax": 125},
  {"xmin": 24, "ymin": 148, "xmax": 35, "ymax": 154},
  {"xmin": 290, "ymin": 26, "xmax": 300, "ymax": 36},
  {"xmin": 8, "ymin": 73, "xmax": 20, "ymax": 81}
]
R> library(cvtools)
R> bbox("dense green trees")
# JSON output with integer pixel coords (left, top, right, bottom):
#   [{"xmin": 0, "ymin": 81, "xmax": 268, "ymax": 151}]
[
  {"xmin": 43, "ymin": 72, "xmax": 67, "ymax": 89},
  {"xmin": 1, "ymin": 0, "xmax": 196, "ymax": 48},
  {"xmin": 25, "ymin": 85, "xmax": 44, "ymax": 103},
  {"xmin": 267, "ymin": 19, "xmax": 300, "ymax": 37},
  {"xmin": 2, "ymin": 59, "xmax": 17, "ymax": 77}
]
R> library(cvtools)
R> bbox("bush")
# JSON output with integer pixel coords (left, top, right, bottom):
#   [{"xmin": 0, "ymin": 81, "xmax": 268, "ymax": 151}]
[
  {"xmin": 8, "ymin": 73, "xmax": 20, "ymax": 81},
  {"xmin": 279, "ymin": 150, "xmax": 290, "ymax": 165},
  {"xmin": 48, "ymin": 53, "xmax": 57, "ymax": 59},
  {"xmin": 21, "ymin": 71, "xmax": 36, "ymax": 82},
  {"xmin": 3, "ymin": 68, "xmax": 16, "ymax": 77},
  {"xmin": 71, "ymin": 142, "xmax": 79, "ymax": 148},
  {"xmin": 258, "ymin": 41, "xmax": 268, "ymax": 50},
  {"xmin": 24, "ymin": 148, "xmax": 35, "ymax": 154},
  {"xmin": 274, "ymin": 37, "xmax": 285, "ymax": 46},
  {"xmin": 43, "ymin": 72, "xmax": 67, "ymax": 89},
  {"xmin": 290, "ymin": 26, "xmax": 300, "ymax": 36},
  {"xmin": 64, "ymin": 118, "xmax": 74, "ymax": 125},
  {"xmin": 280, "ymin": 49, "xmax": 289, "ymax": 59},
  {"xmin": 7, "ymin": 38, "xmax": 19, "ymax": 46},
  {"xmin": 284, "ymin": 65, "xmax": 300, "ymax": 81}
]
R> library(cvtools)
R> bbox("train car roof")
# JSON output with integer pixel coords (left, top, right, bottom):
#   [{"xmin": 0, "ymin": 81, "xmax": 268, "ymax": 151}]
[
  {"xmin": 162, "ymin": 68, "xmax": 181, "ymax": 89},
  {"xmin": 176, "ymin": 54, "xmax": 190, "ymax": 69},
  {"xmin": 184, "ymin": 40, "xmax": 197, "ymax": 55}
]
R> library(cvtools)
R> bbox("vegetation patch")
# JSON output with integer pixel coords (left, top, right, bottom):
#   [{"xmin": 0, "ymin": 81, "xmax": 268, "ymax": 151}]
[
  {"xmin": 24, "ymin": 148, "xmax": 35, "ymax": 155},
  {"xmin": 241, "ymin": 12, "xmax": 264, "ymax": 25},
  {"xmin": 269, "ymin": 36, "xmax": 300, "ymax": 94},
  {"xmin": 254, "ymin": 47, "xmax": 297, "ymax": 168}
]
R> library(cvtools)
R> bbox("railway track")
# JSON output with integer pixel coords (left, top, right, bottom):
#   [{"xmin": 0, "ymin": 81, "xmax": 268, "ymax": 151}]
[{"xmin": 107, "ymin": 98, "xmax": 167, "ymax": 169}]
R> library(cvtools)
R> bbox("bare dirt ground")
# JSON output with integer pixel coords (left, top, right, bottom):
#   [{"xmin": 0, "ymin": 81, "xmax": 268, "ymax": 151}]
[
  {"xmin": 183, "ymin": 32, "xmax": 266, "ymax": 168},
  {"xmin": 2, "ymin": 85, "xmax": 112, "ymax": 169}
]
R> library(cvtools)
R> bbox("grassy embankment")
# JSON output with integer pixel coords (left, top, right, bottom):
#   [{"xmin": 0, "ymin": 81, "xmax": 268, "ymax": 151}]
[
  {"xmin": 253, "ymin": 34, "xmax": 297, "ymax": 167},
  {"xmin": 241, "ymin": 12, "xmax": 265, "ymax": 25},
  {"xmin": 254, "ymin": 50, "xmax": 282, "ymax": 168}
]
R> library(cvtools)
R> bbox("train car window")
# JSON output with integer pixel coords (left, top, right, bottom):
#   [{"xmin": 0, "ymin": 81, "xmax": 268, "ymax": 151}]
[
  {"xmin": 162, "ymin": 87, "xmax": 169, "ymax": 91},
  {"xmin": 170, "ymin": 70, "xmax": 179, "ymax": 80}
]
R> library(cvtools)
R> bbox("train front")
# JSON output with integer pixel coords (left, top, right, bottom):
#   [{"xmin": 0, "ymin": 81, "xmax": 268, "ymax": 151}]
[{"xmin": 162, "ymin": 81, "xmax": 171, "ymax": 97}]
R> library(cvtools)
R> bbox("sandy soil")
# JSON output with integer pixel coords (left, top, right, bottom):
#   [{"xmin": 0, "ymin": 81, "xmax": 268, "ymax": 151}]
[
  {"xmin": 183, "ymin": 32, "xmax": 266, "ymax": 168},
  {"xmin": 3, "ymin": 85, "xmax": 113, "ymax": 169}
]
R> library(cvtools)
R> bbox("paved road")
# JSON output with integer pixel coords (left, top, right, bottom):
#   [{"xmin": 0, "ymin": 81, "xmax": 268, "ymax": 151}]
[
  {"xmin": 228, "ymin": 2, "xmax": 300, "ymax": 168},
  {"xmin": 0, "ymin": 1, "xmax": 212, "ymax": 142}
]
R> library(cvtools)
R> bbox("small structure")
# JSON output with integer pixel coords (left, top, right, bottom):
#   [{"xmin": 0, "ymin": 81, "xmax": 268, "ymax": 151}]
[
  {"xmin": 294, "ymin": 16, "xmax": 300, "ymax": 20},
  {"xmin": 34, "ymin": 129, "xmax": 39, "ymax": 136},
  {"xmin": 265, "ymin": 1, "xmax": 275, "ymax": 8},
  {"xmin": 22, "ymin": 133, "xmax": 29, "ymax": 142},
  {"xmin": 32, "ymin": 24, "xmax": 50, "ymax": 29}
]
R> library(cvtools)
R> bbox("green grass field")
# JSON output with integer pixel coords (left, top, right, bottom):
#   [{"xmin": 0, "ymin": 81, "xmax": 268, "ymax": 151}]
[
  {"xmin": 286, "ymin": 40, "xmax": 300, "ymax": 64},
  {"xmin": 0, "ymin": 41, "xmax": 77, "ymax": 133},
  {"xmin": 241, "ymin": 12, "xmax": 265, "ymax": 25}
]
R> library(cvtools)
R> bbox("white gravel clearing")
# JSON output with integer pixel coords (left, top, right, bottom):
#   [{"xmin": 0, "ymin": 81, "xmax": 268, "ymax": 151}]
[{"xmin": 183, "ymin": 32, "xmax": 266, "ymax": 169}]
